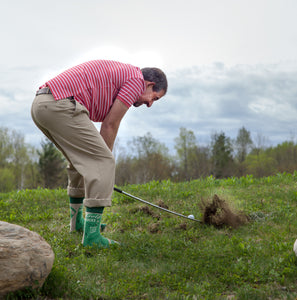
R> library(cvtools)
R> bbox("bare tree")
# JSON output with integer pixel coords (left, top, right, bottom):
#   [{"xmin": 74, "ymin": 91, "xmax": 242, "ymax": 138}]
[
  {"xmin": 252, "ymin": 132, "xmax": 270, "ymax": 156},
  {"xmin": 235, "ymin": 127, "xmax": 253, "ymax": 163},
  {"xmin": 174, "ymin": 127, "xmax": 197, "ymax": 180},
  {"xmin": 0, "ymin": 127, "xmax": 12, "ymax": 167},
  {"xmin": 116, "ymin": 132, "xmax": 173, "ymax": 184},
  {"xmin": 10, "ymin": 130, "xmax": 29, "ymax": 189}
]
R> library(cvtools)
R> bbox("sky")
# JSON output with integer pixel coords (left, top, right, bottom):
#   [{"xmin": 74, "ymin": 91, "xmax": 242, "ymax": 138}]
[{"xmin": 1, "ymin": 0, "xmax": 297, "ymax": 153}]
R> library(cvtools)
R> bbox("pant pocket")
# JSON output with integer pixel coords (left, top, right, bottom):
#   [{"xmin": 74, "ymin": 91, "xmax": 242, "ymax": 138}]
[{"xmin": 72, "ymin": 100, "xmax": 90, "ymax": 117}]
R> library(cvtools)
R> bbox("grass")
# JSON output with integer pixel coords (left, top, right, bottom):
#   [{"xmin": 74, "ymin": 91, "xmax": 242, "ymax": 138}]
[{"xmin": 1, "ymin": 173, "xmax": 297, "ymax": 299}]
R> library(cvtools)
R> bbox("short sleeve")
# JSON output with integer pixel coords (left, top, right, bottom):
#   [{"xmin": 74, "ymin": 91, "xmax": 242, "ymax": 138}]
[{"xmin": 116, "ymin": 78, "xmax": 146, "ymax": 108}]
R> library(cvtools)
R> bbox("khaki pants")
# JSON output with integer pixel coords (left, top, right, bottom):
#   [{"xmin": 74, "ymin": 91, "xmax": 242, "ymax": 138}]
[{"xmin": 31, "ymin": 93, "xmax": 115, "ymax": 207}]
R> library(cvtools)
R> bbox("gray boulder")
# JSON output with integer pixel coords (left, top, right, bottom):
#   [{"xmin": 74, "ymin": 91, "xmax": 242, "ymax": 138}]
[{"xmin": 0, "ymin": 221, "xmax": 55, "ymax": 297}]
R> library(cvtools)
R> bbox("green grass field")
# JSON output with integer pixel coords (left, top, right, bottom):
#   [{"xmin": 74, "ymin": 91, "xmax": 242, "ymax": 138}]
[{"xmin": 1, "ymin": 173, "xmax": 297, "ymax": 299}]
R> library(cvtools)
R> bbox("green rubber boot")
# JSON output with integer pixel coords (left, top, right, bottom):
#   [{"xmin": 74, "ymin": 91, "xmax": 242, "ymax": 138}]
[
  {"xmin": 70, "ymin": 197, "xmax": 85, "ymax": 232},
  {"xmin": 82, "ymin": 207, "xmax": 118, "ymax": 249}
]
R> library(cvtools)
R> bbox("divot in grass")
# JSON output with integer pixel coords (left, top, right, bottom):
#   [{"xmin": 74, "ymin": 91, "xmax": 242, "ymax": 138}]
[{"xmin": 129, "ymin": 193, "xmax": 250, "ymax": 231}]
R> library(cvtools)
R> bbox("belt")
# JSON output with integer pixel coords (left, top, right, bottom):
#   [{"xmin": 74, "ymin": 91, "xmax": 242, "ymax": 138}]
[
  {"xmin": 36, "ymin": 87, "xmax": 74, "ymax": 100},
  {"xmin": 36, "ymin": 87, "xmax": 52, "ymax": 95}
]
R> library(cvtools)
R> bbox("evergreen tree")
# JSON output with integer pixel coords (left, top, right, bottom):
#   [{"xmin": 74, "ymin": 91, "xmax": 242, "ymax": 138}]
[
  {"xmin": 211, "ymin": 132, "xmax": 233, "ymax": 178},
  {"xmin": 38, "ymin": 139, "xmax": 67, "ymax": 188}
]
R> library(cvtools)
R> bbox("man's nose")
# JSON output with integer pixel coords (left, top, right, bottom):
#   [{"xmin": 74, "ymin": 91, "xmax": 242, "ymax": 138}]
[{"xmin": 146, "ymin": 100, "xmax": 153, "ymax": 107}]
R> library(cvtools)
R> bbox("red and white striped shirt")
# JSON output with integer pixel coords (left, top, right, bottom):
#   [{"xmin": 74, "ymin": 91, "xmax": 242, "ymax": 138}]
[{"xmin": 42, "ymin": 60, "xmax": 146, "ymax": 122}]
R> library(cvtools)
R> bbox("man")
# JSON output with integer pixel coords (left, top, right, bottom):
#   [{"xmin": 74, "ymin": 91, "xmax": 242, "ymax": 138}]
[{"xmin": 31, "ymin": 60, "xmax": 167, "ymax": 249}]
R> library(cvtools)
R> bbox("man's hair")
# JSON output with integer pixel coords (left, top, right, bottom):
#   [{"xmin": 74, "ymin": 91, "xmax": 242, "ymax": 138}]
[{"xmin": 141, "ymin": 67, "xmax": 168, "ymax": 94}]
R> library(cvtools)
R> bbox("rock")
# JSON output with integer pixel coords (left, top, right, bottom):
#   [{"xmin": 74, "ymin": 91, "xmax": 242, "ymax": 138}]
[{"xmin": 0, "ymin": 221, "xmax": 55, "ymax": 297}]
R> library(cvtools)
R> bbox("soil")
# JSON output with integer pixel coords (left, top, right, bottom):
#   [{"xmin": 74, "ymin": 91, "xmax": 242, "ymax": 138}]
[
  {"xmin": 131, "ymin": 206, "xmax": 160, "ymax": 219},
  {"xmin": 201, "ymin": 194, "xmax": 249, "ymax": 228},
  {"xmin": 130, "ymin": 194, "xmax": 249, "ymax": 230},
  {"xmin": 156, "ymin": 199, "xmax": 169, "ymax": 209}
]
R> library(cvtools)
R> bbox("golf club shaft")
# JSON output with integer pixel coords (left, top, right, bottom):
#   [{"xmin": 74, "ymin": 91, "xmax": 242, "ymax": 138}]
[{"xmin": 113, "ymin": 187, "xmax": 201, "ymax": 223}]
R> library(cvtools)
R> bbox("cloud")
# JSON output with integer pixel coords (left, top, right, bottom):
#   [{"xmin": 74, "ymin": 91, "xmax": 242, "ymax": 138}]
[
  {"xmin": 119, "ymin": 62, "xmax": 297, "ymax": 150},
  {"xmin": 1, "ymin": 60, "xmax": 297, "ymax": 153},
  {"xmin": 1, "ymin": 0, "xmax": 297, "ymax": 156}
]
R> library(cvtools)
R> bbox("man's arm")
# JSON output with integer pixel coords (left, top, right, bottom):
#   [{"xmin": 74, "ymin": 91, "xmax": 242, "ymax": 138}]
[{"xmin": 100, "ymin": 99, "xmax": 129, "ymax": 151}]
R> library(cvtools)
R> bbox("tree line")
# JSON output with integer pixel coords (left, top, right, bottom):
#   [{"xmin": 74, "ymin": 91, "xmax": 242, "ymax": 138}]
[
  {"xmin": 0, "ymin": 127, "xmax": 67, "ymax": 192},
  {"xmin": 115, "ymin": 127, "xmax": 297, "ymax": 185},
  {"xmin": 0, "ymin": 126, "xmax": 297, "ymax": 192}
]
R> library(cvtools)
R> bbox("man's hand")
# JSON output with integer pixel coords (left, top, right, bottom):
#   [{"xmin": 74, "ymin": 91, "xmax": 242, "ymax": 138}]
[{"xmin": 100, "ymin": 99, "xmax": 129, "ymax": 151}]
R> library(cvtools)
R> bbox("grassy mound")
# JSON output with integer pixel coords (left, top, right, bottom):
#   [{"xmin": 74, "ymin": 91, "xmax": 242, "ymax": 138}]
[{"xmin": 1, "ymin": 174, "xmax": 297, "ymax": 299}]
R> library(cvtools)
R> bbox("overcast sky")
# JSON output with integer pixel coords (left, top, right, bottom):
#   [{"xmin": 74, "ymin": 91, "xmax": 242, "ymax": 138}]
[{"xmin": 1, "ymin": 0, "xmax": 297, "ymax": 152}]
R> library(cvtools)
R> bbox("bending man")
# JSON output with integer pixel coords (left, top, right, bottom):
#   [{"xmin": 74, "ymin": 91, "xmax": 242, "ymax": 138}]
[{"xmin": 31, "ymin": 60, "xmax": 168, "ymax": 249}]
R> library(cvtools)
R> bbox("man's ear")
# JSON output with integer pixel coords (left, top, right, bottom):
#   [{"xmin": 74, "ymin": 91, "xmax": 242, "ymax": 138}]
[{"xmin": 145, "ymin": 81, "xmax": 155, "ymax": 88}]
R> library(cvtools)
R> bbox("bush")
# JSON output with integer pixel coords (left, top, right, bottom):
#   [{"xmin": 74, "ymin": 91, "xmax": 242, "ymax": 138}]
[{"xmin": 0, "ymin": 168, "xmax": 15, "ymax": 192}]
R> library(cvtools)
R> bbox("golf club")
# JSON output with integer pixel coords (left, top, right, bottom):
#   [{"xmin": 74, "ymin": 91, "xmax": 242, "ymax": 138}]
[{"xmin": 113, "ymin": 187, "xmax": 202, "ymax": 223}]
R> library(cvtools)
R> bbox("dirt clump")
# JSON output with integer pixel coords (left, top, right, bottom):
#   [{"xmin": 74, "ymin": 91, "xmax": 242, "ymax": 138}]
[
  {"xmin": 176, "ymin": 223, "xmax": 187, "ymax": 230},
  {"xmin": 201, "ymin": 194, "xmax": 249, "ymax": 229},
  {"xmin": 156, "ymin": 199, "xmax": 169, "ymax": 209},
  {"xmin": 148, "ymin": 222, "xmax": 160, "ymax": 233},
  {"xmin": 131, "ymin": 206, "xmax": 160, "ymax": 219}
]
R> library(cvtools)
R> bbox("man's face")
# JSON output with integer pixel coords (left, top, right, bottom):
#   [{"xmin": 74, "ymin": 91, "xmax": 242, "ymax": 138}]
[{"xmin": 133, "ymin": 85, "xmax": 165, "ymax": 108}]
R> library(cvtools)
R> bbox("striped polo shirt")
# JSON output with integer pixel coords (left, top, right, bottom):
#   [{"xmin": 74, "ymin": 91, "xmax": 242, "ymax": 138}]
[{"xmin": 43, "ymin": 60, "xmax": 146, "ymax": 122}]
